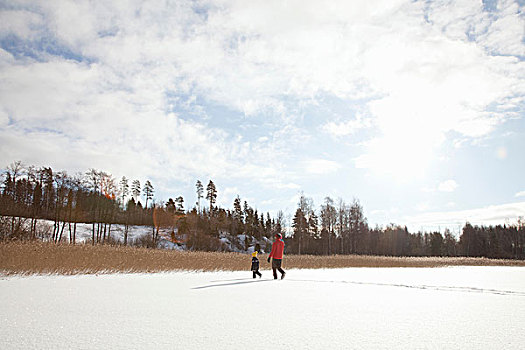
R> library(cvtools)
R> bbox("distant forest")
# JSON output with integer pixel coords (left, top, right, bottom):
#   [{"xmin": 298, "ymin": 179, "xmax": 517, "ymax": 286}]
[{"xmin": 1, "ymin": 161, "xmax": 524, "ymax": 260}]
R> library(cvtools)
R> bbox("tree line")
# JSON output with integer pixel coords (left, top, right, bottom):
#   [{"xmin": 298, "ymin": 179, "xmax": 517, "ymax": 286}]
[
  {"xmin": 288, "ymin": 193, "xmax": 524, "ymax": 259},
  {"xmin": 1, "ymin": 161, "xmax": 524, "ymax": 259},
  {"xmin": 0, "ymin": 161, "xmax": 282, "ymax": 250}
]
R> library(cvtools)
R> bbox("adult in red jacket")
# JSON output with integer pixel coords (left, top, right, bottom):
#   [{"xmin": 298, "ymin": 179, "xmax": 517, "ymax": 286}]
[{"xmin": 268, "ymin": 233, "xmax": 286, "ymax": 279}]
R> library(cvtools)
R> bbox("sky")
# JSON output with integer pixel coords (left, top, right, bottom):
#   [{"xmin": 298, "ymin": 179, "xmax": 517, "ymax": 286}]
[{"xmin": 0, "ymin": 0, "xmax": 524, "ymax": 234}]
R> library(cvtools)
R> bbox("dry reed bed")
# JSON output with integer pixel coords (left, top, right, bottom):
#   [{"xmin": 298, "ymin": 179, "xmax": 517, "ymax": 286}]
[{"xmin": 1, "ymin": 241, "xmax": 524, "ymax": 275}]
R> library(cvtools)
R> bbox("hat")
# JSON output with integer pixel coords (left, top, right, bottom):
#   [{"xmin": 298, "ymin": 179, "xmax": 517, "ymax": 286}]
[
  {"xmin": 275, "ymin": 233, "xmax": 282, "ymax": 239},
  {"xmin": 252, "ymin": 251, "xmax": 258, "ymax": 257}
]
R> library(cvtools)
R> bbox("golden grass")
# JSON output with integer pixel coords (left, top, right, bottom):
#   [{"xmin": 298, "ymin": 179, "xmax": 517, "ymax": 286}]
[{"xmin": 1, "ymin": 241, "xmax": 524, "ymax": 275}]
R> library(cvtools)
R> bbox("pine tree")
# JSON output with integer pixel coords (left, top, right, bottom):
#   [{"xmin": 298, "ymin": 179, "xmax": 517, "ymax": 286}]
[
  {"xmin": 143, "ymin": 180, "xmax": 154, "ymax": 209},
  {"xmin": 266, "ymin": 212, "xmax": 272, "ymax": 236},
  {"xmin": 196, "ymin": 180, "xmax": 203, "ymax": 213},
  {"xmin": 321, "ymin": 196, "xmax": 336, "ymax": 255},
  {"xmin": 309, "ymin": 212, "xmax": 319, "ymax": 240},
  {"xmin": 166, "ymin": 198, "xmax": 176, "ymax": 213},
  {"xmin": 232, "ymin": 196, "xmax": 243, "ymax": 235},
  {"xmin": 337, "ymin": 198, "xmax": 347, "ymax": 254},
  {"xmin": 131, "ymin": 180, "xmax": 141, "ymax": 202},
  {"xmin": 206, "ymin": 180, "xmax": 217, "ymax": 213},
  {"xmin": 233, "ymin": 196, "xmax": 243, "ymax": 221},
  {"xmin": 349, "ymin": 199, "xmax": 366, "ymax": 254},
  {"xmin": 292, "ymin": 208, "xmax": 308, "ymax": 254},
  {"xmin": 175, "ymin": 196, "xmax": 184, "ymax": 214},
  {"xmin": 119, "ymin": 176, "xmax": 129, "ymax": 208}
]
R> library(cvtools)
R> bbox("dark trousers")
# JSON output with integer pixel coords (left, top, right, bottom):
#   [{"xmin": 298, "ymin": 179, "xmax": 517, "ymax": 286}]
[
  {"xmin": 271, "ymin": 258, "xmax": 285, "ymax": 279},
  {"xmin": 252, "ymin": 270, "xmax": 262, "ymax": 278},
  {"xmin": 272, "ymin": 267, "xmax": 285, "ymax": 279}
]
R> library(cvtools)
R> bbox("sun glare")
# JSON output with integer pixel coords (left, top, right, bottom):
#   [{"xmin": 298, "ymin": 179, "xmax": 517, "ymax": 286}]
[{"xmin": 356, "ymin": 134, "xmax": 435, "ymax": 181}]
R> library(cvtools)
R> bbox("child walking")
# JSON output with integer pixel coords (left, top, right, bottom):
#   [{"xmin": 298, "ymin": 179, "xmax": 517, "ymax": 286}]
[{"xmin": 251, "ymin": 251, "xmax": 262, "ymax": 278}]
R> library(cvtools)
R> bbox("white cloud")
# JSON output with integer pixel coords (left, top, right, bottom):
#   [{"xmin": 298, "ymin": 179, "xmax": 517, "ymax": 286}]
[
  {"xmin": 323, "ymin": 114, "xmax": 371, "ymax": 137},
  {"xmin": 415, "ymin": 202, "xmax": 430, "ymax": 212},
  {"xmin": 303, "ymin": 159, "xmax": 341, "ymax": 175},
  {"xmin": 404, "ymin": 201, "xmax": 525, "ymax": 232},
  {"xmin": 421, "ymin": 180, "xmax": 459, "ymax": 193},
  {"xmin": 219, "ymin": 186, "xmax": 241, "ymax": 207},
  {"xmin": 273, "ymin": 182, "xmax": 301, "ymax": 190},
  {"xmin": 351, "ymin": 1, "xmax": 523, "ymax": 176},
  {"xmin": 0, "ymin": 0, "xmax": 523, "ymax": 203},
  {"xmin": 438, "ymin": 180, "xmax": 459, "ymax": 193},
  {"xmin": 479, "ymin": 0, "xmax": 525, "ymax": 57},
  {"xmin": 0, "ymin": 9, "xmax": 44, "ymax": 40},
  {"xmin": 0, "ymin": 108, "xmax": 8, "ymax": 127},
  {"xmin": 515, "ymin": 191, "xmax": 525, "ymax": 198}
]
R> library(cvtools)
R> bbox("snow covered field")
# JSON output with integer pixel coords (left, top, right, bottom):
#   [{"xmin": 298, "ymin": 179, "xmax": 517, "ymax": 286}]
[{"xmin": 1, "ymin": 267, "xmax": 524, "ymax": 349}]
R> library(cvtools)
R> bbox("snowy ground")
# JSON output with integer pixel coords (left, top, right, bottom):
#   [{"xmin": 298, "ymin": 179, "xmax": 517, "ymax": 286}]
[{"xmin": 1, "ymin": 267, "xmax": 524, "ymax": 349}]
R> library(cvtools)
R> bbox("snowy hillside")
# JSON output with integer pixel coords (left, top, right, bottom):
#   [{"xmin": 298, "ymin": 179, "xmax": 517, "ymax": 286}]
[
  {"xmin": 1, "ymin": 267, "xmax": 524, "ymax": 349},
  {"xmin": 28, "ymin": 218, "xmax": 271, "ymax": 253}
]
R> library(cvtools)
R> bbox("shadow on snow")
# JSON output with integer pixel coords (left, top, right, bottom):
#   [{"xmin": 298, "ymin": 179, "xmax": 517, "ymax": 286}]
[
  {"xmin": 194, "ymin": 277, "xmax": 525, "ymax": 296},
  {"xmin": 192, "ymin": 278, "xmax": 274, "ymax": 289}
]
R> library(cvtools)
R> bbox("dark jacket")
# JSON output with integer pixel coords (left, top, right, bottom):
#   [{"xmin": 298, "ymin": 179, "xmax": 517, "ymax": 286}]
[{"xmin": 251, "ymin": 257, "xmax": 260, "ymax": 271}]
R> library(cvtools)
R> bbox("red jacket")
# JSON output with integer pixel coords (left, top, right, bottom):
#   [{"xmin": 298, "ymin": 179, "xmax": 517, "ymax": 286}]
[{"xmin": 269, "ymin": 238, "xmax": 285, "ymax": 259}]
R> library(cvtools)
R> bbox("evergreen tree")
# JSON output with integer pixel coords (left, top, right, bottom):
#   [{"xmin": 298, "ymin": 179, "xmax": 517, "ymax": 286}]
[
  {"xmin": 3, "ymin": 173, "xmax": 14, "ymax": 198},
  {"xmin": 206, "ymin": 180, "xmax": 217, "ymax": 213},
  {"xmin": 266, "ymin": 212, "xmax": 272, "ymax": 236},
  {"xmin": 165, "ymin": 198, "xmax": 176, "ymax": 213},
  {"xmin": 233, "ymin": 196, "xmax": 243, "ymax": 222},
  {"xmin": 443, "ymin": 229, "xmax": 457, "ymax": 256},
  {"xmin": 126, "ymin": 197, "xmax": 137, "ymax": 211},
  {"xmin": 131, "ymin": 180, "xmax": 141, "ymax": 202},
  {"xmin": 349, "ymin": 199, "xmax": 367, "ymax": 254},
  {"xmin": 309, "ymin": 212, "xmax": 319, "ymax": 240},
  {"xmin": 196, "ymin": 180, "xmax": 203, "ymax": 213},
  {"xmin": 292, "ymin": 208, "xmax": 308, "ymax": 254},
  {"xmin": 232, "ymin": 196, "xmax": 243, "ymax": 235},
  {"xmin": 321, "ymin": 197, "xmax": 336, "ymax": 255},
  {"xmin": 275, "ymin": 210, "xmax": 284, "ymax": 234},
  {"xmin": 175, "ymin": 196, "xmax": 184, "ymax": 213},
  {"xmin": 143, "ymin": 180, "xmax": 154, "ymax": 209},
  {"xmin": 119, "ymin": 176, "xmax": 129, "ymax": 208},
  {"xmin": 42, "ymin": 167, "xmax": 54, "ymax": 213}
]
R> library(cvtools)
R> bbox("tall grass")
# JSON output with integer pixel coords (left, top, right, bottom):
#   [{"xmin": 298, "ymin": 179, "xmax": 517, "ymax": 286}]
[{"xmin": 1, "ymin": 241, "xmax": 524, "ymax": 275}]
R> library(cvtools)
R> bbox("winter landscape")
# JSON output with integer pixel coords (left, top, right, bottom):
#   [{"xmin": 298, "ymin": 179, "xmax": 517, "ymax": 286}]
[
  {"xmin": 1, "ymin": 267, "xmax": 525, "ymax": 349},
  {"xmin": 2, "ymin": 0, "xmax": 525, "ymax": 349}
]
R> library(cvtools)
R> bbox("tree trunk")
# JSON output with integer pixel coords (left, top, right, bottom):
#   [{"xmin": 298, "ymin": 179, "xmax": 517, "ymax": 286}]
[
  {"xmin": 107, "ymin": 223, "xmax": 112, "ymax": 242},
  {"xmin": 124, "ymin": 224, "xmax": 128, "ymax": 246},
  {"xmin": 58, "ymin": 220, "xmax": 66, "ymax": 243},
  {"xmin": 32, "ymin": 218, "xmax": 38, "ymax": 240},
  {"xmin": 17, "ymin": 217, "xmax": 23, "ymax": 239},
  {"xmin": 73, "ymin": 222, "xmax": 77, "ymax": 245},
  {"xmin": 53, "ymin": 219, "xmax": 58, "ymax": 242},
  {"xmin": 97, "ymin": 222, "xmax": 102, "ymax": 243},
  {"xmin": 30, "ymin": 217, "xmax": 35, "ymax": 240}
]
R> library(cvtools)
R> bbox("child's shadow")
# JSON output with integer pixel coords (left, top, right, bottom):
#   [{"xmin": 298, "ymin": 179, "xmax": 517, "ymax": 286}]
[{"xmin": 192, "ymin": 278, "xmax": 272, "ymax": 290}]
